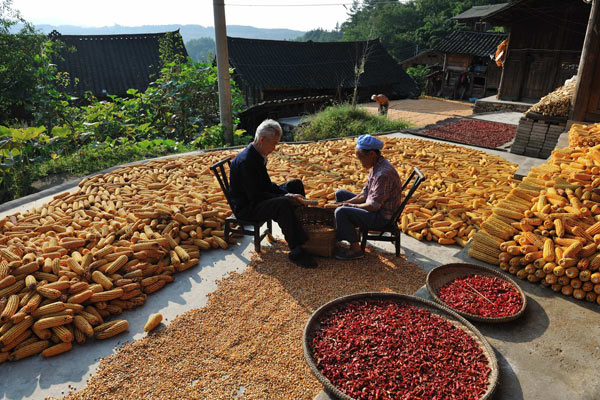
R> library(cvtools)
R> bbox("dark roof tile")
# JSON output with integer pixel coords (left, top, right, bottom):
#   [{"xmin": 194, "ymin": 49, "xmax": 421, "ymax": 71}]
[
  {"xmin": 227, "ymin": 37, "xmax": 418, "ymax": 97},
  {"xmin": 50, "ymin": 30, "xmax": 187, "ymax": 97},
  {"xmin": 434, "ymin": 30, "xmax": 507, "ymax": 57}
]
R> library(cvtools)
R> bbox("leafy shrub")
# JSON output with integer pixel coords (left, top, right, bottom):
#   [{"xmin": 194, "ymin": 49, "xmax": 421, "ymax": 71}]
[
  {"xmin": 406, "ymin": 65, "xmax": 431, "ymax": 95},
  {"xmin": 294, "ymin": 104, "xmax": 412, "ymax": 141}
]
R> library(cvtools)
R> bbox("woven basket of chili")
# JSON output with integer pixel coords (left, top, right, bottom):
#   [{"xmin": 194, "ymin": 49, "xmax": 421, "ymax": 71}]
[
  {"xmin": 427, "ymin": 263, "xmax": 527, "ymax": 323},
  {"xmin": 303, "ymin": 292, "xmax": 498, "ymax": 400}
]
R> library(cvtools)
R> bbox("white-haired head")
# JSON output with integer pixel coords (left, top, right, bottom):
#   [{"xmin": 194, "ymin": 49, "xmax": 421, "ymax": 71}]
[
  {"xmin": 371, "ymin": 94, "xmax": 376, "ymax": 101},
  {"xmin": 254, "ymin": 119, "xmax": 282, "ymax": 144}
]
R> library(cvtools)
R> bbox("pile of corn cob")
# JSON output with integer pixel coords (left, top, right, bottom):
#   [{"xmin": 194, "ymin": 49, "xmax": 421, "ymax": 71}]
[
  {"xmin": 274, "ymin": 138, "xmax": 519, "ymax": 246},
  {"xmin": 569, "ymin": 123, "xmax": 600, "ymax": 148},
  {"xmin": 0, "ymin": 151, "xmax": 236, "ymax": 362},
  {"xmin": 469, "ymin": 123, "xmax": 600, "ymax": 304},
  {"xmin": 0, "ymin": 137, "xmax": 519, "ymax": 362}
]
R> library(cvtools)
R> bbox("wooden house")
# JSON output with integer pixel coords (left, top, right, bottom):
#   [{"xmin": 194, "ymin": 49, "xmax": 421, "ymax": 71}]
[
  {"xmin": 226, "ymin": 37, "xmax": 418, "ymax": 107},
  {"xmin": 399, "ymin": 50, "xmax": 444, "ymax": 71},
  {"xmin": 433, "ymin": 30, "xmax": 507, "ymax": 99},
  {"xmin": 452, "ymin": 3, "xmax": 509, "ymax": 32},
  {"xmin": 49, "ymin": 30, "xmax": 188, "ymax": 98},
  {"xmin": 484, "ymin": 0, "xmax": 591, "ymax": 103}
]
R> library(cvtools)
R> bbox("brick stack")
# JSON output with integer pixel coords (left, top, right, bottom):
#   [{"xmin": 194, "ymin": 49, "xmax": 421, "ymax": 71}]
[{"xmin": 510, "ymin": 116, "xmax": 566, "ymax": 159}]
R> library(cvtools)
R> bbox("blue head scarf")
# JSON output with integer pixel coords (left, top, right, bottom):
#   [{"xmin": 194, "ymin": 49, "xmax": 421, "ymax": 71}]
[{"xmin": 356, "ymin": 134, "xmax": 384, "ymax": 151}]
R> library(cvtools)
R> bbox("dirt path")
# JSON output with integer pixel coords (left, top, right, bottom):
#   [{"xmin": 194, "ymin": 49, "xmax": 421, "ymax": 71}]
[{"xmin": 362, "ymin": 97, "xmax": 473, "ymax": 127}]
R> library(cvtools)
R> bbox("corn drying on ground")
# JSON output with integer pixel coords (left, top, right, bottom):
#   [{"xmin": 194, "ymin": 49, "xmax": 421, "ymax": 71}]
[
  {"xmin": 55, "ymin": 243, "xmax": 426, "ymax": 400},
  {"xmin": 0, "ymin": 137, "xmax": 518, "ymax": 365}
]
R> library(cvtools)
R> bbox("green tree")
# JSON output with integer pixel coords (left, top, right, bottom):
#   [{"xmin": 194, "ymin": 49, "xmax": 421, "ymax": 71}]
[
  {"xmin": 341, "ymin": 0, "xmax": 508, "ymax": 62},
  {"xmin": 295, "ymin": 27, "xmax": 343, "ymax": 42},
  {"xmin": 185, "ymin": 37, "xmax": 216, "ymax": 63},
  {"xmin": 0, "ymin": 0, "xmax": 46, "ymax": 122}
]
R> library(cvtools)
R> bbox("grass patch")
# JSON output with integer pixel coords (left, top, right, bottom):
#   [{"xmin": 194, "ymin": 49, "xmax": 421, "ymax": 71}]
[{"xmin": 294, "ymin": 104, "xmax": 412, "ymax": 141}]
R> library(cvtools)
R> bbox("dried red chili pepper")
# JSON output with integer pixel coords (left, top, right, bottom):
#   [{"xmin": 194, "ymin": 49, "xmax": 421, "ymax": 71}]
[
  {"xmin": 312, "ymin": 301, "xmax": 490, "ymax": 400},
  {"xmin": 438, "ymin": 274, "xmax": 523, "ymax": 318}
]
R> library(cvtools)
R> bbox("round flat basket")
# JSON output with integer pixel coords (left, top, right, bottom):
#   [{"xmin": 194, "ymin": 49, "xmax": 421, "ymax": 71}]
[
  {"xmin": 303, "ymin": 292, "xmax": 499, "ymax": 400},
  {"xmin": 426, "ymin": 263, "xmax": 527, "ymax": 323}
]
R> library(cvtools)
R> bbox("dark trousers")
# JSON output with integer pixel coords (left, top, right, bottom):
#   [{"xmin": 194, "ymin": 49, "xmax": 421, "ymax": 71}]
[
  {"xmin": 239, "ymin": 179, "xmax": 307, "ymax": 249},
  {"xmin": 334, "ymin": 189, "xmax": 388, "ymax": 243}
]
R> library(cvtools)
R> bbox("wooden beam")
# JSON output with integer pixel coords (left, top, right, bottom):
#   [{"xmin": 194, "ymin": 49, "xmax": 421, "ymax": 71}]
[{"xmin": 571, "ymin": 0, "xmax": 599, "ymax": 122}]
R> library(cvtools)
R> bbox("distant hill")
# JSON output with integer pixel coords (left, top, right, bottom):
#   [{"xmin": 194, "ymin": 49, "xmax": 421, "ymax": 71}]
[{"xmin": 22, "ymin": 24, "xmax": 305, "ymax": 42}]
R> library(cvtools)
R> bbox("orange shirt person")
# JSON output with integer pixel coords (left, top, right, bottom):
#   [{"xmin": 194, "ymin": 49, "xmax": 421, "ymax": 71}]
[{"xmin": 371, "ymin": 94, "xmax": 389, "ymax": 116}]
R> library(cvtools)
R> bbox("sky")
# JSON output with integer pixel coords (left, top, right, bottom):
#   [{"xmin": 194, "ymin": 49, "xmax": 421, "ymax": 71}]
[{"xmin": 10, "ymin": 0, "xmax": 354, "ymax": 32}]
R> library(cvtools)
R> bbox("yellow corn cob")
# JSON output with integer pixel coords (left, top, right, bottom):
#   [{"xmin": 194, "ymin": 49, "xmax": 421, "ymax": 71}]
[
  {"xmin": 31, "ymin": 302, "xmax": 66, "ymax": 318},
  {"xmin": 0, "ymin": 248, "xmax": 20, "ymax": 262},
  {"xmin": 493, "ymin": 208, "xmax": 524, "ymax": 220},
  {"xmin": 1, "ymin": 330, "xmax": 32, "ymax": 353},
  {"xmin": 472, "ymin": 231, "xmax": 503, "ymax": 249},
  {"xmin": 468, "ymin": 248, "xmax": 500, "ymax": 265},
  {"xmin": 51, "ymin": 325, "xmax": 73, "ymax": 343},
  {"xmin": 0, "ymin": 316, "xmax": 33, "ymax": 346},
  {"xmin": 95, "ymin": 320, "xmax": 129, "ymax": 339},
  {"xmin": 33, "ymin": 315, "xmax": 73, "ymax": 331},
  {"xmin": 103, "ymin": 255, "xmax": 128, "ymax": 275},
  {"xmin": 563, "ymin": 241, "xmax": 583, "ymax": 258},
  {"xmin": 12, "ymin": 262, "xmax": 39, "ymax": 276},
  {"xmin": 91, "ymin": 271, "xmax": 113, "ymax": 290},
  {"xmin": 524, "ymin": 232, "xmax": 546, "ymax": 249},
  {"xmin": 37, "ymin": 287, "xmax": 62, "ymax": 300},
  {"xmin": 9, "ymin": 340, "xmax": 49, "ymax": 361},
  {"xmin": 42, "ymin": 342, "xmax": 72, "ymax": 358},
  {"xmin": 0, "ymin": 260, "xmax": 9, "ymax": 279},
  {"xmin": 32, "ymin": 326, "xmax": 52, "ymax": 340},
  {"xmin": 0, "ymin": 295, "xmax": 19, "ymax": 323},
  {"xmin": 25, "ymin": 275, "xmax": 37, "ymax": 290},
  {"xmin": 67, "ymin": 289, "xmax": 94, "ymax": 304},
  {"xmin": 543, "ymin": 239, "xmax": 555, "ymax": 262},
  {"xmin": 144, "ymin": 313, "xmax": 162, "ymax": 332},
  {"xmin": 89, "ymin": 288, "xmax": 124, "ymax": 303},
  {"xmin": 470, "ymin": 241, "xmax": 502, "ymax": 258}
]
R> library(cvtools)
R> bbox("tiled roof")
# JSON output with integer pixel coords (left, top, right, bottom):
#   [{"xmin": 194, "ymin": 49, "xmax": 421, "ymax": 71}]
[
  {"xmin": 434, "ymin": 30, "xmax": 508, "ymax": 57},
  {"xmin": 227, "ymin": 37, "xmax": 418, "ymax": 97},
  {"xmin": 49, "ymin": 30, "xmax": 188, "ymax": 97},
  {"xmin": 452, "ymin": 3, "xmax": 509, "ymax": 20}
]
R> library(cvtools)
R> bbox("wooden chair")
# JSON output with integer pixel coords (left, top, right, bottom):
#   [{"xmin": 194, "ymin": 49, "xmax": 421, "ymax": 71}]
[
  {"xmin": 360, "ymin": 167, "xmax": 425, "ymax": 257},
  {"xmin": 210, "ymin": 157, "xmax": 272, "ymax": 252}
]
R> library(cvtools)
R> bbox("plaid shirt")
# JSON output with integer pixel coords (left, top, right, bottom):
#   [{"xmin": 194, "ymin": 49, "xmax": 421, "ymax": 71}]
[{"xmin": 360, "ymin": 157, "xmax": 402, "ymax": 220}]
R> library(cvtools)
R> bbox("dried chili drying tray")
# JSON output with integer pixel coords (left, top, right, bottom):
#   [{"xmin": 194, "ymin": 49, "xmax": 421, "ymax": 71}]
[
  {"xmin": 302, "ymin": 292, "xmax": 499, "ymax": 400},
  {"xmin": 426, "ymin": 263, "xmax": 527, "ymax": 323}
]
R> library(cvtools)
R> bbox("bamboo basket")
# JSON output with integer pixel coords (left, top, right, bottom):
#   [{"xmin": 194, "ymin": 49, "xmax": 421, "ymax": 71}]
[
  {"xmin": 426, "ymin": 263, "xmax": 527, "ymax": 323},
  {"xmin": 296, "ymin": 206, "xmax": 336, "ymax": 257},
  {"xmin": 303, "ymin": 292, "xmax": 499, "ymax": 400}
]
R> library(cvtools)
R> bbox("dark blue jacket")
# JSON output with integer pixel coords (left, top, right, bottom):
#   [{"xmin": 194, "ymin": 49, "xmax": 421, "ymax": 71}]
[{"xmin": 229, "ymin": 144, "xmax": 286, "ymax": 217}]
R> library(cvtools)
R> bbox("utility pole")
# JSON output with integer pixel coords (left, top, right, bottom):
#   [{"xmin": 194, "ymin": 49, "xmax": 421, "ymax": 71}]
[{"xmin": 213, "ymin": 0, "xmax": 233, "ymax": 144}]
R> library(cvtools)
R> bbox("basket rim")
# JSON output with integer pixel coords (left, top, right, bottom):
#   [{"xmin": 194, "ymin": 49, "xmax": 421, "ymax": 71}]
[
  {"xmin": 425, "ymin": 263, "xmax": 528, "ymax": 323},
  {"xmin": 302, "ymin": 292, "xmax": 499, "ymax": 400}
]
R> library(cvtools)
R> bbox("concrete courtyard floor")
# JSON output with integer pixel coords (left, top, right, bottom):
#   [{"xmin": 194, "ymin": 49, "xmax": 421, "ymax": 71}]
[{"xmin": 0, "ymin": 129, "xmax": 598, "ymax": 400}]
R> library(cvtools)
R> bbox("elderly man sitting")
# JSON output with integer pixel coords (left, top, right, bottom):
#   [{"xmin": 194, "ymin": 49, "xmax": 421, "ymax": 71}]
[
  {"xmin": 334, "ymin": 134, "xmax": 402, "ymax": 260},
  {"xmin": 229, "ymin": 119, "xmax": 317, "ymax": 268}
]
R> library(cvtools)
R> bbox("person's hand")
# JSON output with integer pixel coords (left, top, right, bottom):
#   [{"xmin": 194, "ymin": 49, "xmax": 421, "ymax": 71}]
[{"xmin": 285, "ymin": 193, "xmax": 304, "ymax": 204}]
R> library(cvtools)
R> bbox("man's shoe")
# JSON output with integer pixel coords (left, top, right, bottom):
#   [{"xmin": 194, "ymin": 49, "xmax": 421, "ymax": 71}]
[
  {"xmin": 289, "ymin": 250, "xmax": 318, "ymax": 268},
  {"xmin": 334, "ymin": 251, "xmax": 364, "ymax": 261}
]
